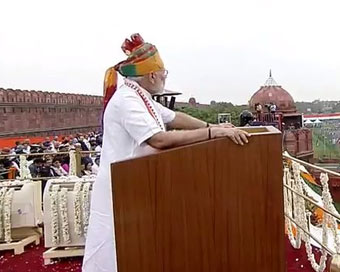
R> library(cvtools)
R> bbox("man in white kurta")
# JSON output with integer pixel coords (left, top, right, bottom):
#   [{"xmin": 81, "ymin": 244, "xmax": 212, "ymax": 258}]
[
  {"xmin": 83, "ymin": 33, "xmax": 250, "ymax": 272},
  {"xmin": 83, "ymin": 79, "xmax": 175, "ymax": 272}
]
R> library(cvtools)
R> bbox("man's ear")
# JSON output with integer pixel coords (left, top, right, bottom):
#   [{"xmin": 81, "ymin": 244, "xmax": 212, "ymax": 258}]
[{"xmin": 149, "ymin": 72, "xmax": 155, "ymax": 84}]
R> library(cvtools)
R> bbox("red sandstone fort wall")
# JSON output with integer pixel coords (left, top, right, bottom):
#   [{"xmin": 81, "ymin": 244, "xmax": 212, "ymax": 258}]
[{"xmin": 0, "ymin": 88, "xmax": 103, "ymax": 137}]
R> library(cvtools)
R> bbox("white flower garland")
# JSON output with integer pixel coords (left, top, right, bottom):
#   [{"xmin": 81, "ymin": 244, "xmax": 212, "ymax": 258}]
[
  {"xmin": 19, "ymin": 155, "xmax": 32, "ymax": 179},
  {"xmin": 47, "ymin": 180, "xmax": 92, "ymax": 245},
  {"xmin": 69, "ymin": 150, "xmax": 77, "ymax": 176},
  {"xmin": 0, "ymin": 187, "xmax": 7, "ymax": 240},
  {"xmin": 124, "ymin": 79, "xmax": 165, "ymax": 131},
  {"xmin": 284, "ymin": 165, "xmax": 302, "ymax": 248},
  {"xmin": 284, "ymin": 161, "xmax": 329, "ymax": 272},
  {"xmin": 3, "ymin": 188, "xmax": 14, "ymax": 243},
  {"xmin": 301, "ymin": 171, "xmax": 327, "ymax": 272},
  {"xmin": 319, "ymin": 173, "xmax": 340, "ymax": 253},
  {"xmin": 50, "ymin": 185, "xmax": 60, "ymax": 246},
  {"xmin": 59, "ymin": 187, "xmax": 71, "ymax": 244},
  {"xmin": 81, "ymin": 182, "xmax": 91, "ymax": 237},
  {"xmin": 73, "ymin": 181, "xmax": 83, "ymax": 236}
]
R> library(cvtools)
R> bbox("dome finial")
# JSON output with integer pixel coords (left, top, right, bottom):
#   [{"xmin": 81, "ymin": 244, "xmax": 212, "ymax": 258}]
[{"xmin": 264, "ymin": 70, "xmax": 278, "ymax": 86}]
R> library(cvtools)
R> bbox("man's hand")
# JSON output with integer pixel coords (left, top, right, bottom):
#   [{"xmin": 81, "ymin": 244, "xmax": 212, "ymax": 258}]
[{"xmin": 210, "ymin": 127, "xmax": 250, "ymax": 145}]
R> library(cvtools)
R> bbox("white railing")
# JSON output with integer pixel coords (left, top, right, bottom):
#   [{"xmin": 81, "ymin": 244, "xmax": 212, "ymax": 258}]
[
  {"xmin": 283, "ymin": 152, "xmax": 340, "ymax": 272},
  {"xmin": 0, "ymin": 150, "xmax": 100, "ymax": 180}
]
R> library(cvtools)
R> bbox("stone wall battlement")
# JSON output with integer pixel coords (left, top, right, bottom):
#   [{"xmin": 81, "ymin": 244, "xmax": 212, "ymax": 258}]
[{"xmin": 0, "ymin": 88, "xmax": 103, "ymax": 137}]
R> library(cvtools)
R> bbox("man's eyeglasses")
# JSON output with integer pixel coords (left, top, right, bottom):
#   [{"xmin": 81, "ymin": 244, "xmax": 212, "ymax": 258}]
[
  {"xmin": 151, "ymin": 69, "xmax": 168, "ymax": 79},
  {"xmin": 158, "ymin": 69, "xmax": 168, "ymax": 78}
]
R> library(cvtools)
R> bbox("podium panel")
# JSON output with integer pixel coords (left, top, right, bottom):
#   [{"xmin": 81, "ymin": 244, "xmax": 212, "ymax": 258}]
[{"xmin": 111, "ymin": 126, "xmax": 285, "ymax": 272}]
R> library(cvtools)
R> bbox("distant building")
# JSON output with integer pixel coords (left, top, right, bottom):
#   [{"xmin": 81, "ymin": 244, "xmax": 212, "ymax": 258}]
[
  {"xmin": 0, "ymin": 88, "xmax": 102, "ymax": 138},
  {"xmin": 303, "ymin": 113, "xmax": 340, "ymax": 122},
  {"xmin": 248, "ymin": 71, "xmax": 313, "ymax": 159},
  {"xmin": 249, "ymin": 71, "xmax": 303, "ymax": 130},
  {"xmin": 175, "ymin": 97, "xmax": 210, "ymax": 109},
  {"xmin": 249, "ymin": 70, "xmax": 296, "ymax": 113}
]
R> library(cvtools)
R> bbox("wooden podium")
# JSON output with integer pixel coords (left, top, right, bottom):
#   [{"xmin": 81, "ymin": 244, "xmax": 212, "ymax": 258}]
[{"xmin": 111, "ymin": 126, "xmax": 285, "ymax": 272}]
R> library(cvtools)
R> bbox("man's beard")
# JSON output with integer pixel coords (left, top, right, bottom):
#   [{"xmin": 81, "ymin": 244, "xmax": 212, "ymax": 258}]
[{"xmin": 152, "ymin": 83, "xmax": 165, "ymax": 94}]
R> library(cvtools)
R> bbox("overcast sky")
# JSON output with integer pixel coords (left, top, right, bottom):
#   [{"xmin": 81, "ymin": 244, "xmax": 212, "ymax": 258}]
[{"xmin": 1, "ymin": 0, "xmax": 339, "ymax": 105}]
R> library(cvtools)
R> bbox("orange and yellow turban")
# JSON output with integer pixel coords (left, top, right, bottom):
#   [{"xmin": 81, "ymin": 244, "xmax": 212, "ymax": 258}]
[{"xmin": 103, "ymin": 34, "xmax": 164, "ymax": 110}]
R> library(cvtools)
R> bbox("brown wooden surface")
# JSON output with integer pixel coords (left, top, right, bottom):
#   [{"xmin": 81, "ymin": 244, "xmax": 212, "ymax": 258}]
[{"xmin": 111, "ymin": 127, "xmax": 285, "ymax": 272}]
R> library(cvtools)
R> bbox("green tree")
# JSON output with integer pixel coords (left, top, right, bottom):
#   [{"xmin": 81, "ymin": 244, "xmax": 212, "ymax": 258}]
[{"xmin": 176, "ymin": 103, "xmax": 249, "ymax": 126}]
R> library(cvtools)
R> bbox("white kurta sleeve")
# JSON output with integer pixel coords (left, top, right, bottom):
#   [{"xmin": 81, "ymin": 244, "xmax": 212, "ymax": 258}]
[
  {"xmin": 154, "ymin": 102, "xmax": 176, "ymax": 124},
  {"xmin": 121, "ymin": 96, "xmax": 162, "ymax": 146}
]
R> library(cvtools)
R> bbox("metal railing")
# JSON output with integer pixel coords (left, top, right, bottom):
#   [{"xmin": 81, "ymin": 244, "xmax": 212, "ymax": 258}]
[
  {"xmin": 3, "ymin": 149, "xmax": 340, "ymax": 270},
  {"xmin": 0, "ymin": 149, "xmax": 100, "ymax": 180},
  {"xmin": 283, "ymin": 152, "xmax": 340, "ymax": 272},
  {"xmin": 0, "ymin": 150, "xmax": 99, "ymax": 158},
  {"xmin": 283, "ymin": 153, "xmax": 340, "ymax": 178}
]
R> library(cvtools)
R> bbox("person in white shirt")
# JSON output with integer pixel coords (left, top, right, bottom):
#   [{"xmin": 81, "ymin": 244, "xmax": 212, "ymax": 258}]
[
  {"xmin": 91, "ymin": 156, "xmax": 100, "ymax": 175},
  {"xmin": 22, "ymin": 139, "xmax": 31, "ymax": 154},
  {"xmin": 94, "ymin": 144, "xmax": 101, "ymax": 154},
  {"xmin": 50, "ymin": 158, "xmax": 68, "ymax": 177},
  {"xmin": 82, "ymin": 33, "xmax": 250, "ymax": 272},
  {"xmin": 270, "ymin": 103, "xmax": 277, "ymax": 113}
]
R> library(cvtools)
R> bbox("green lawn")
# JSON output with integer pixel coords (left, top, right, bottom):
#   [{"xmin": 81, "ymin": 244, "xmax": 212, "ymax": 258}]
[{"xmin": 312, "ymin": 128, "xmax": 340, "ymax": 160}]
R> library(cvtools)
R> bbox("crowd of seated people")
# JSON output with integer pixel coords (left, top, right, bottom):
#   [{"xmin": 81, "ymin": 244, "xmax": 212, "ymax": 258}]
[{"xmin": 0, "ymin": 132, "xmax": 102, "ymax": 180}]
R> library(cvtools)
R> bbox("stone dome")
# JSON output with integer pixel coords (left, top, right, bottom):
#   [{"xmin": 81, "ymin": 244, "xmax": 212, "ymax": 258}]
[{"xmin": 249, "ymin": 72, "xmax": 296, "ymax": 113}]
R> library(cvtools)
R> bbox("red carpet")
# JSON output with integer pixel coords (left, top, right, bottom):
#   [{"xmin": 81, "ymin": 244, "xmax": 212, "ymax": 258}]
[
  {"xmin": 0, "ymin": 237, "xmax": 331, "ymax": 271},
  {"xmin": 285, "ymin": 238, "xmax": 331, "ymax": 271},
  {"xmin": 0, "ymin": 239, "xmax": 82, "ymax": 272}
]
